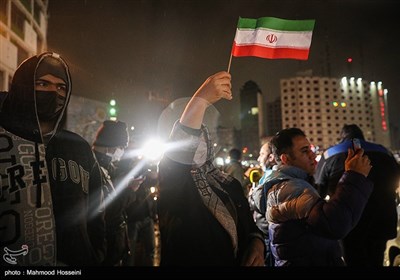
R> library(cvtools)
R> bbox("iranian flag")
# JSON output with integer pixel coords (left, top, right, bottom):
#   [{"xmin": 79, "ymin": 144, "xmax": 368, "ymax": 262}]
[{"xmin": 231, "ymin": 17, "xmax": 315, "ymax": 60}]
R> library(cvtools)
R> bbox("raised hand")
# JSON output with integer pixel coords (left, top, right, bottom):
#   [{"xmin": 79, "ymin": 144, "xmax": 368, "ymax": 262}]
[
  {"xmin": 180, "ymin": 71, "xmax": 232, "ymax": 129},
  {"xmin": 193, "ymin": 71, "xmax": 232, "ymax": 105},
  {"xmin": 345, "ymin": 148, "xmax": 372, "ymax": 177}
]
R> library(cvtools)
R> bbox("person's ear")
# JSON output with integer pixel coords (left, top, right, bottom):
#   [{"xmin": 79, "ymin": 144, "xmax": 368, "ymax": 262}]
[{"xmin": 280, "ymin": 153, "xmax": 289, "ymax": 164}]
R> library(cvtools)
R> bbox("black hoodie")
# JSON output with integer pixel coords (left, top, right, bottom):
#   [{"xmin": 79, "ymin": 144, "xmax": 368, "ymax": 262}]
[{"xmin": 0, "ymin": 52, "xmax": 106, "ymax": 266}]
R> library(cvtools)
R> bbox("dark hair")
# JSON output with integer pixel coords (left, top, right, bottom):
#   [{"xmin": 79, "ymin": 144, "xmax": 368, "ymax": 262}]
[
  {"xmin": 229, "ymin": 148, "xmax": 241, "ymax": 160},
  {"xmin": 271, "ymin": 128, "xmax": 306, "ymax": 163},
  {"xmin": 340, "ymin": 124, "xmax": 365, "ymax": 142}
]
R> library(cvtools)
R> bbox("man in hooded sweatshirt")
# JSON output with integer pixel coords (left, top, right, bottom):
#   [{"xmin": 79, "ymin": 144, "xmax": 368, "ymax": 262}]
[{"xmin": 0, "ymin": 52, "xmax": 106, "ymax": 266}]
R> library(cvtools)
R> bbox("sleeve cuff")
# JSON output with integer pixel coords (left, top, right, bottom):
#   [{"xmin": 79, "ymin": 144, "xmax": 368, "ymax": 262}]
[{"xmin": 165, "ymin": 120, "xmax": 202, "ymax": 165}]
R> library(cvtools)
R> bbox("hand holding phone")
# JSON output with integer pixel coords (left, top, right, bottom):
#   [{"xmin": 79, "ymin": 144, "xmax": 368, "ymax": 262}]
[{"xmin": 352, "ymin": 138, "xmax": 362, "ymax": 151}]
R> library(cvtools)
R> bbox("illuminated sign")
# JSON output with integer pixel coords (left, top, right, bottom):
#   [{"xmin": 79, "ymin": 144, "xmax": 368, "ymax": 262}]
[{"xmin": 378, "ymin": 89, "xmax": 387, "ymax": 131}]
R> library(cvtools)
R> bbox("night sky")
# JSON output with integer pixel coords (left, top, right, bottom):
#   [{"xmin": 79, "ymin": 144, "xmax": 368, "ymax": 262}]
[{"xmin": 47, "ymin": 0, "xmax": 399, "ymax": 140}]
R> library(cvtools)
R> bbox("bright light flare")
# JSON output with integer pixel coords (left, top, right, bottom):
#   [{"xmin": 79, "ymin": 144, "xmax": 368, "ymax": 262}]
[{"xmin": 142, "ymin": 138, "xmax": 165, "ymax": 161}]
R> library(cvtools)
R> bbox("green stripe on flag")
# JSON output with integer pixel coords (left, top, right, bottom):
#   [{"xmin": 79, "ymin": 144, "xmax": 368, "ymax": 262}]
[{"xmin": 237, "ymin": 16, "xmax": 315, "ymax": 32}]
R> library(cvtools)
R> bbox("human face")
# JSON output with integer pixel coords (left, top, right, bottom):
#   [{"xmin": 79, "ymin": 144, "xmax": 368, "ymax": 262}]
[
  {"xmin": 258, "ymin": 143, "xmax": 269, "ymax": 169},
  {"xmin": 35, "ymin": 74, "xmax": 67, "ymax": 97},
  {"xmin": 284, "ymin": 135, "xmax": 316, "ymax": 175},
  {"xmin": 106, "ymin": 147, "xmax": 125, "ymax": 162},
  {"xmin": 35, "ymin": 74, "xmax": 67, "ymax": 122},
  {"xmin": 258, "ymin": 143, "xmax": 275, "ymax": 170}
]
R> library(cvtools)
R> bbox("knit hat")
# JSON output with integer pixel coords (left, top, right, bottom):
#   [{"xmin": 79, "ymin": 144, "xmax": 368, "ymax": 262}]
[
  {"xmin": 36, "ymin": 56, "xmax": 68, "ymax": 83},
  {"xmin": 93, "ymin": 120, "xmax": 129, "ymax": 148}
]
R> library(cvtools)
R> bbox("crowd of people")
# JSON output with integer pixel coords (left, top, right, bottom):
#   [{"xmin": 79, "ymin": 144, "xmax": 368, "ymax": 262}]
[{"xmin": 1, "ymin": 52, "xmax": 399, "ymax": 268}]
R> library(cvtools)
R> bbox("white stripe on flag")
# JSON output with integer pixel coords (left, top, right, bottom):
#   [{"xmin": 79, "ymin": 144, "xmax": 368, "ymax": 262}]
[{"xmin": 234, "ymin": 29, "xmax": 313, "ymax": 49}]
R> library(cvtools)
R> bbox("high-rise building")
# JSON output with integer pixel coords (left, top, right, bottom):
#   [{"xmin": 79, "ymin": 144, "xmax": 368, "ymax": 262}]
[
  {"xmin": 280, "ymin": 76, "xmax": 391, "ymax": 150},
  {"xmin": 215, "ymin": 125, "xmax": 240, "ymax": 159},
  {"xmin": 0, "ymin": 0, "xmax": 48, "ymax": 91},
  {"xmin": 265, "ymin": 96, "xmax": 282, "ymax": 136},
  {"xmin": 239, "ymin": 80, "xmax": 263, "ymax": 159}
]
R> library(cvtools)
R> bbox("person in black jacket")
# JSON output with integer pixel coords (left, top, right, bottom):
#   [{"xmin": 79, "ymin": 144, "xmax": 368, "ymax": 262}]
[
  {"xmin": 92, "ymin": 120, "xmax": 140, "ymax": 266},
  {"xmin": 157, "ymin": 71, "xmax": 265, "ymax": 266},
  {"xmin": 0, "ymin": 52, "xmax": 106, "ymax": 266},
  {"xmin": 315, "ymin": 124, "xmax": 400, "ymax": 266}
]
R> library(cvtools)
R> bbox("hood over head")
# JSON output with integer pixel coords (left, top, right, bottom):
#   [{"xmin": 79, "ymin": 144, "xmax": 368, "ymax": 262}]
[
  {"xmin": 36, "ymin": 55, "xmax": 68, "ymax": 84},
  {"xmin": 0, "ymin": 52, "xmax": 72, "ymax": 143}
]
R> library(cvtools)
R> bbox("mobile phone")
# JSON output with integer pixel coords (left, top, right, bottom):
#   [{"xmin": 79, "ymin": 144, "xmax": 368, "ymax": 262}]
[{"xmin": 352, "ymin": 138, "xmax": 361, "ymax": 151}]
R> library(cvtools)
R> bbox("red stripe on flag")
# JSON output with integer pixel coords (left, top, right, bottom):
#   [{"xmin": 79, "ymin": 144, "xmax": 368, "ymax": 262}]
[{"xmin": 231, "ymin": 43, "xmax": 310, "ymax": 60}]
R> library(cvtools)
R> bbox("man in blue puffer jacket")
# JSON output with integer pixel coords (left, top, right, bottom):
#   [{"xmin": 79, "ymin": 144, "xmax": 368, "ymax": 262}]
[{"xmin": 261, "ymin": 128, "xmax": 373, "ymax": 266}]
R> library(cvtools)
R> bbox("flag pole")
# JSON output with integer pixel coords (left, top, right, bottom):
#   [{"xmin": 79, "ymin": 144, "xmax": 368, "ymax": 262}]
[
  {"xmin": 227, "ymin": 53, "xmax": 233, "ymax": 73},
  {"xmin": 228, "ymin": 16, "xmax": 240, "ymax": 73}
]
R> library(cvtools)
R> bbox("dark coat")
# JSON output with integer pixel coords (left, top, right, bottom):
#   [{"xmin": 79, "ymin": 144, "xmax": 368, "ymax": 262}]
[
  {"xmin": 0, "ymin": 53, "xmax": 106, "ymax": 266},
  {"xmin": 315, "ymin": 140, "xmax": 399, "ymax": 240},
  {"xmin": 158, "ymin": 157, "xmax": 263, "ymax": 266},
  {"xmin": 315, "ymin": 140, "xmax": 400, "ymax": 265}
]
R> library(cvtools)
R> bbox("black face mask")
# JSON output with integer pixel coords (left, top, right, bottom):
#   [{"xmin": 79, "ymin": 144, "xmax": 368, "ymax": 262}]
[{"xmin": 35, "ymin": 90, "xmax": 66, "ymax": 121}]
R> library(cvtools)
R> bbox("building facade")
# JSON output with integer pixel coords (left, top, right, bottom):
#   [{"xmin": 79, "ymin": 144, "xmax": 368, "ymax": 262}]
[
  {"xmin": 265, "ymin": 96, "xmax": 282, "ymax": 137},
  {"xmin": 0, "ymin": 0, "xmax": 48, "ymax": 91},
  {"xmin": 239, "ymin": 80, "xmax": 263, "ymax": 159},
  {"xmin": 280, "ymin": 76, "xmax": 391, "ymax": 151}
]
